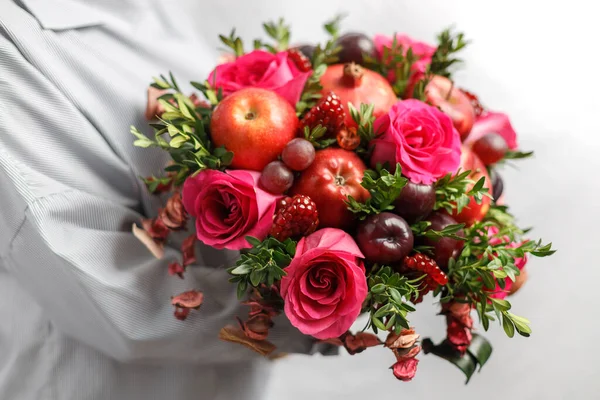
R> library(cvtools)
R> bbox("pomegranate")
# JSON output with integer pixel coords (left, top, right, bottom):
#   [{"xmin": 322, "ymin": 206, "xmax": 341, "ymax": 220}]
[{"xmin": 320, "ymin": 63, "xmax": 397, "ymax": 127}]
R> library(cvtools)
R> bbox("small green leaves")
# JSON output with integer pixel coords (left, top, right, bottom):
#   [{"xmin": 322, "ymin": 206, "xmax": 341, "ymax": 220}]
[
  {"xmin": 364, "ymin": 265, "xmax": 420, "ymax": 334},
  {"xmin": 130, "ymin": 126, "xmax": 156, "ymax": 148},
  {"xmin": 262, "ymin": 18, "xmax": 291, "ymax": 52},
  {"xmin": 227, "ymin": 236, "xmax": 296, "ymax": 299},
  {"xmin": 302, "ymin": 125, "xmax": 337, "ymax": 149},
  {"xmin": 429, "ymin": 27, "xmax": 470, "ymax": 78},
  {"xmin": 346, "ymin": 164, "xmax": 407, "ymax": 218},
  {"xmin": 219, "ymin": 29, "xmax": 245, "ymax": 57},
  {"xmin": 323, "ymin": 14, "xmax": 346, "ymax": 39},
  {"xmin": 412, "ymin": 221, "xmax": 466, "ymax": 241},
  {"xmin": 502, "ymin": 150, "xmax": 534, "ymax": 160},
  {"xmin": 348, "ymin": 103, "xmax": 377, "ymax": 153},
  {"xmin": 434, "ymin": 170, "xmax": 491, "ymax": 213}
]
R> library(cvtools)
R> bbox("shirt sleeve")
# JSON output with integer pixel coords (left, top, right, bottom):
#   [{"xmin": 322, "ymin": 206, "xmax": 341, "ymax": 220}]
[{"xmin": 0, "ymin": 29, "xmax": 315, "ymax": 365}]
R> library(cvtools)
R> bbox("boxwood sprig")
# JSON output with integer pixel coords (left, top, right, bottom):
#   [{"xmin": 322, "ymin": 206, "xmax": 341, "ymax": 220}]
[{"xmin": 346, "ymin": 164, "xmax": 407, "ymax": 218}]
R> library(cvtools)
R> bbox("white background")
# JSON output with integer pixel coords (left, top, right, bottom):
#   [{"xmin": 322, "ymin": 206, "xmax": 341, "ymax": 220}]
[{"xmin": 191, "ymin": 1, "xmax": 600, "ymax": 399}]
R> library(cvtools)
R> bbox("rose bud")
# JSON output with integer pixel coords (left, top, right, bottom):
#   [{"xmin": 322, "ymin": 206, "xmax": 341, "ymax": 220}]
[
  {"xmin": 160, "ymin": 192, "xmax": 188, "ymax": 230},
  {"xmin": 393, "ymin": 344, "xmax": 422, "ymax": 362},
  {"xmin": 442, "ymin": 301, "xmax": 473, "ymax": 329},
  {"xmin": 385, "ymin": 328, "xmax": 420, "ymax": 350},
  {"xmin": 446, "ymin": 319, "xmax": 472, "ymax": 354}
]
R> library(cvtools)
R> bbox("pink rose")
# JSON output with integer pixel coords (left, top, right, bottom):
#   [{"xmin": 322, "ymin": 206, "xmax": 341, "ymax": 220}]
[
  {"xmin": 280, "ymin": 228, "xmax": 367, "ymax": 340},
  {"xmin": 486, "ymin": 226, "xmax": 529, "ymax": 299},
  {"xmin": 182, "ymin": 169, "xmax": 278, "ymax": 250},
  {"xmin": 370, "ymin": 99, "xmax": 462, "ymax": 184},
  {"xmin": 374, "ymin": 34, "xmax": 436, "ymax": 94},
  {"xmin": 465, "ymin": 112, "xmax": 518, "ymax": 150},
  {"xmin": 208, "ymin": 50, "xmax": 311, "ymax": 107}
]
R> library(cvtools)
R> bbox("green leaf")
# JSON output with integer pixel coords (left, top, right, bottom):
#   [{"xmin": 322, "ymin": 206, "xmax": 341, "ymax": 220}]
[
  {"xmin": 423, "ymin": 339, "xmax": 478, "ymax": 383},
  {"xmin": 502, "ymin": 315, "xmax": 515, "ymax": 338},
  {"xmin": 467, "ymin": 334, "xmax": 493, "ymax": 369},
  {"xmin": 245, "ymin": 236, "xmax": 262, "ymax": 247},
  {"xmin": 169, "ymin": 135, "xmax": 187, "ymax": 149},
  {"xmin": 371, "ymin": 283, "xmax": 386, "ymax": 294},
  {"xmin": 503, "ymin": 150, "xmax": 534, "ymax": 160},
  {"xmin": 230, "ymin": 264, "xmax": 252, "ymax": 275}
]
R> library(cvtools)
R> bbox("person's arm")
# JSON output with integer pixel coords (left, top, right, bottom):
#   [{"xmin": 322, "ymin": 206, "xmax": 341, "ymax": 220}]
[{"xmin": 0, "ymin": 33, "xmax": 313, "ymax": 365}]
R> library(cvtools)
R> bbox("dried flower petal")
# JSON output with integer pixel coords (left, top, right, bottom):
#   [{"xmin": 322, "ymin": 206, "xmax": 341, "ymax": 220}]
[
  {"xmin": 219, "ymin": 325, "xmax": 276, "ymax": 357},
  {"xmin": 168, "ymin": 262, "xmax": 186, "ymax": 279},
  {"xmin": 391, "ymin": 358, "xmax": 419, "ymax": 382},
  {"xmin": 238, "ymin": 314, "xmax": 273, "ymax": 341},
  {"xmin": 181, "ymin": 235, "xmax": 197, "ymax": 267},
  {"xmin": 171, "ymin": 290, "xmax": 204, "ymax": 309},
  {"xmin": 344, "ymin": 332, "xmax": 382, "ymax": 355},
  {"xmin": 160, "ymin": 192, "xmax": 188, "ymax": 230},
  {"xmin": 141, "ymin": 217, "xmax": 170, "ymax": 242},
  {"xmin": 174, "ymin": 307, "xmax": 190, "ymax": 321},
  {"xmin": 446, "ymin": 319, "xmax": 472, "ymax": 354},
  {"xmin": 442, "ymin": 301, "xmax": 473, "ymax": 329},
  {"xmin": 319, "ymin": 337, "xmax": 344, "ymax": 347},
  {"xmin": 132, "ymin": 223, "xmax": 165, "ymax": 259},
  {"xmin": 145, "ymin": 87, "xmax": 168, "ymax": 120},
  {"xmin": 393, "ymin": 345, "xmax": 422, "ymax": 361},
  {"xmin": 385, "ymin": 328, "xmax": 420, "ymax": 349}
]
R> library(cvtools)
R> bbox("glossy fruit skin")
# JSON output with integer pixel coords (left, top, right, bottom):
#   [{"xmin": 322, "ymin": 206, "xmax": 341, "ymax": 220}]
[
  {"xmin": 296, "ymin": 44, "xmax": 316, "ymax": 60},
  {"xmin": 290, "ymin": 148, "xmax": 369, "ymax": 229},
  {"xmin": 334, "ymin": 32, "xmax": 376, "ymax": 65},
  {"xmin": 281, "ymin": 138, "xmax": 316, "ymax": 171},
  {"xmin": 356, "ymin": 212, "xmax": 414, "ymax": 264},
  {"xmin": 259, "ymin": 161, "xmax": 294, "ymax": 194},
  {"xmin": 320, "ymin": 63, "xmax": 397, "ymax": 127},
  {"xmin": 472, "ymin": 132, "xmax": 509, "ymax": 165},
  {"xmin": 490, "ymin": 169, "xmax": 504, "ymax": 201},
  {"xmin": 394, "ymin": 181, "xmax": 436, "ymax": 223},
  {"xmin": 425, "ymin": 75, "xmax": 475, "ymax": 140},
  {"xmin": 450, "ymin": 146, "xmax": 493, "ymax": 225},
  {"xmin": 420, "ymin": 212, "xmax": 464, "ymax": 270},
  {"xmin": 210, "ymin": 88, "xmax": 298, "ymax": 171}
]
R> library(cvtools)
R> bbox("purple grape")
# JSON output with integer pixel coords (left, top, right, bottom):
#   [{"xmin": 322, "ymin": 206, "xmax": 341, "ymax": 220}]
[
  {"xmin": 394, "ymin": 181, "xmax": 436, "ymax": 223},
  {"xmin": 260, "ymin": 161, "xmax": 294, "ymax": 194},
  {"xmin": 420, "ymin": 212, "xmax": 464, "ymax": 270},
  {"xmin": 334, "ymin": 33, "xmax": 376, "ymax": 65},
  {"xmin": 356, "ymin": 212, "xmax": 414, "ymax": 264},
  {"xmin": 472, "ymin": 133, "xmax": 508, "ymax": 165},
  {"xmin": 490, "ymin": 169, "xmax": 504, "ymax": 201},
  {"xmin": 281, "ymin": 138, "xmax": 316, "ymax": 171}
]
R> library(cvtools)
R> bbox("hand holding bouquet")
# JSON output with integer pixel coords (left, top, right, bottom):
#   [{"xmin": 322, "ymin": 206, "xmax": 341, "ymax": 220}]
[{"xmin": 131, "ymin": 16, "xmax": 554, "ymax": 382}]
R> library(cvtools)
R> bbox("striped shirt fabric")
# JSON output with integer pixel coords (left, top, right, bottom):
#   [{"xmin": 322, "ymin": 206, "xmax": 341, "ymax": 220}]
[{"xmin": 0, "ymin": 1, "xmax": 330, "ymax": 398}]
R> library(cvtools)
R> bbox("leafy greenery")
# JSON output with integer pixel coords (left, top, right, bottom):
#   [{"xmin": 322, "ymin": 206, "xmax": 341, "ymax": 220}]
[
  {"xmin": 132, "ymin": 73, "xmax": 231, "ymax": 185},
  {"xmin": 412, "ymin": 221, "xmax": 466, "ymax": 241},
  {"xmin": 346, "ymin": 164, "xmax": 408, "ymax": 218},
  {"xmin": 323, "ymin": 13, "xmax": 345, "ymax": 40},
  {"xmin": 502, "ymin": 150, "xmax": 534, "ymax": 161},
  {"xmin": 434, "ymin": 170, "xmax": 492, "ymax": 214},
  {"xmin": 227, "ymin": 236, "xmax": 297, "ymax": 299},
  {"xmin": 219, "ymin": 29, "xmax": 244, "ymax": 57},
  {"xmin": 363, "ymin": 265, "xmax": 421, "ymax": 334},
  {"xmin": 141, "ymin": 175, "xmax": 173, "ymax": 194},
  {"xmin": 348, "ymin": 103, "xmax": 378, "ymax": 154},
  {"xmin": 255, "ymin": 18, "xmax": 291, "ymax": 52},
  {"xmin": 429, "ymin": 28, "xmax": 470, "ymax": 78},
  {"xmin": 437, "ymin": 205, "xmax": 556, "ymax": 338},
  {"xmin": 302, "ymin": 125, "xmax": 337, "ymax": 149}
]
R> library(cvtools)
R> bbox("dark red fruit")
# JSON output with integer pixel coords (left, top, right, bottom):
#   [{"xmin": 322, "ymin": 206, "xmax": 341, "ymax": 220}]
[
  {"xmin": 281, "ymin": 138, "xmax": 316, "ymax": 171},
  {"xmin": 401, "ymin": 253, "xmax": 448, "ymax": 304},
  {"xmin": 420, "ymin": 213, "xmax": 464, "ymax": 270},
  {"xmin": 287, "ymin": 48, "xmax": 312, "ymax": 72},
  {"xmin": 270, "ymin": 195, "xmax": 319, "ymax": 241},
  {"xmin": 356, "ymin": 212, "xmax": 414, "ymax": 264},
  {"xmin": 300, "ymin": 92, "xmax": 346, "ymax": 137},
  {"xmin": 296, "ymin": 44, "xmax": 316, "ymax": 60},
  {"xmin": 472, "ymin": 133, "xmax": 508, "ymax": 165},
  {"xmin": 334, "ymin": 33, "xmax": 376, "ymax": 65},
  {"xmin": 394, "ymin": 181, "xmax": 436, "ymax": 223},
  {"xmin": 490, "ymin": 169, "xmax": 504, "ymax": 201},
  {"xmin": 259, "ymin": 161, "xmax": 294, "ymax": 194}
]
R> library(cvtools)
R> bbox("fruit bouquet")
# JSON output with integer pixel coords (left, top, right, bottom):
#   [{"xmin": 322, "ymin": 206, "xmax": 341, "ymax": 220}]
[{"xmin": 131, "ymin": 16, "xmax": 555, "ymax": 382}]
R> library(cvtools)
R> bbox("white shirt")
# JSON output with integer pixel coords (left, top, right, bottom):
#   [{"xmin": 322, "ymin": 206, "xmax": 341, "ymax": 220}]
[{"xmin": 0, "ymin": 1, "xmax": 326, "ymax": 399}]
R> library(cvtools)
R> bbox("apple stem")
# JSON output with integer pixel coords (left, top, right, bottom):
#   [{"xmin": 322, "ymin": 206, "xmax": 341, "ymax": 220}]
[
  {"xmin": 342, "ymin": 63, "xmax": 364, "ymax": 87},
  {"xmin": 445, "ymin": 80, "xmax": 454, "ymax": 101},
  {"xmin": 245, "ymin": 112, "xmax": 256, "ymax": 120}
]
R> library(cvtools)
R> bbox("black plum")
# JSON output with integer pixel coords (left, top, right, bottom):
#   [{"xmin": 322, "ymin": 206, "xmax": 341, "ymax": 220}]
[
  {"xmin": 394, "ymin": 181, "xmax": 436, "ymax": 223},
  {"xmin": 490, "ymin": 169, "xmax": 504, "ymax": 201},
  {"xmin": 420, "ymin": 212, "xmax": 464, "ymax": 270},
  {"xmin": 334, "ymin": 33, "xmax": 376, "ymax": 65},
  {"xmin": 356, "ymin": 212, "xmax": 414, "ymax": 264},
  {"xmin": 296, "ymin": 44, "xmax": 316, "ymax": 60}
]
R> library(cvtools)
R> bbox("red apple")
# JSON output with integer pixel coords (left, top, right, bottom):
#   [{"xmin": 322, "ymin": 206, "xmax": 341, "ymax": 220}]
[
  {"xmin": 426, "ymin": 75, "xmax": 475, "ymax": 140},
  {"xmin": 450, "ymin": 146, "xmax": 492, "ymax": 225},
  {"xmin": 290, "ymin": 148, "xmax": 370, "ymax": 229},
  {"xmin": 210, "ymin": 88, "xmax": 298, "ymax": 171}
]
